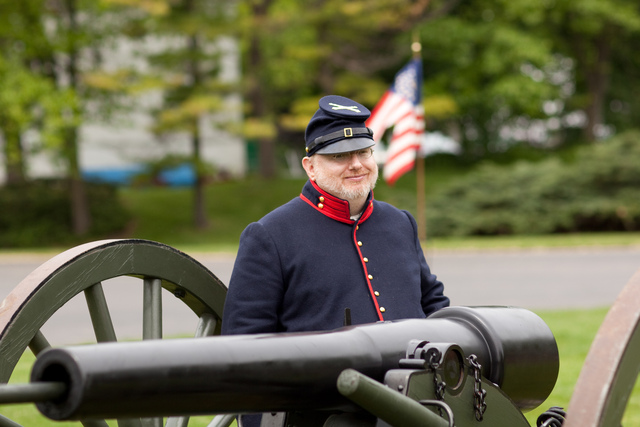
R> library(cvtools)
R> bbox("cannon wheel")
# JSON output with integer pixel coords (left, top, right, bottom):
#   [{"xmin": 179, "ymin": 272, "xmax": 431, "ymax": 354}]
[
  {"xmin": 0, "ymin": 239, "xmax": 231, "ymax": 427},
  {"xmin": 564, "ymin": 267, "xmax": 640, "ymax": 426}
]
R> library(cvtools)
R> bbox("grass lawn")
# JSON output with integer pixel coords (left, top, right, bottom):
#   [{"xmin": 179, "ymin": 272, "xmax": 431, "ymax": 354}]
[{"xmin": 2, "ymin": 307, "xmax": 639, "ymax": 426}]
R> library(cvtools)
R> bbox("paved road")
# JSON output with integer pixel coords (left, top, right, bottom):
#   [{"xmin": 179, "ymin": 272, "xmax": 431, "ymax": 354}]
[{"xmin": 0, "ymin": 246, "xmax": 639, "ymax": 345}]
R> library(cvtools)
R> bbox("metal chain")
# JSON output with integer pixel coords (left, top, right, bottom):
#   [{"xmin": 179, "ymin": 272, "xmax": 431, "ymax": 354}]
[
  {"xmin": 536, "ymin": 406, "xmax": 566, "ymax": 427},
  {"xmin": 429, "ymin": 351, "xmax": 447, "ymax": 401},
  {"xmin": 429, "ymin": 350, "xmax": 447, "ymax": 417},
  {"xmin": 468, "ymin": 354, "xmax": 487, "ymax": 421}
]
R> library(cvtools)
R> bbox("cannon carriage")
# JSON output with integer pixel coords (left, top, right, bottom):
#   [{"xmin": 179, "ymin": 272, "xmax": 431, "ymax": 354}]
[{"xmin": 0, "ymin": 239, "xmax": 637, "ymax": 426}]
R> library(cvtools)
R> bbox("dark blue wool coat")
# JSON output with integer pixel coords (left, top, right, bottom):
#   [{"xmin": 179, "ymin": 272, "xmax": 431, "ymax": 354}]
[{"xmin": 221, "ymin": 180, "xmax": 449, "ymax": 335}]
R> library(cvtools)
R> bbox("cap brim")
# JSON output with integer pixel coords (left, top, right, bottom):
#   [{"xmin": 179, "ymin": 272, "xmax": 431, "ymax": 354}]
[{"xmin": 314, "ymin": 137, "xmax": 375, "ymax": 155}]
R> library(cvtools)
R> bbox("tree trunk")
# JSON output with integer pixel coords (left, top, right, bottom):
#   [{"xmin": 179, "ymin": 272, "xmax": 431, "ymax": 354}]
[
  {"xmin": 192, "ymin": 117, "xmax": 209, "ymax": 229},
  {"xmin": 3, "ymin": 125, "xmax": 26, "ymax": 184},
  {"xmin": 583, "ymin": 32, "xmax": 611, "ymax": 142},
  {"xmin": 186, "ymin": 19, "xmax": 209, "ymax": 229},
  {"xmin": 572, "ymin": 25, "xmax": 612, "ymax": 142},
  {"xmin": 64, "ymin": 0, "xmax": 91, "ymax": 235},
  {"xmin": 249, "ymin": 1, "xmax": 277, "ymax": 179},
  {"xmin": 66, "ymin": 126, "xmax": 92, "ymax": 235}
]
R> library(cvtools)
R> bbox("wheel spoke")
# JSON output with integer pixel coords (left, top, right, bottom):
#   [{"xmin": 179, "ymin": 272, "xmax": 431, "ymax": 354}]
[
  {"xmin": 165, "ymin": 416, "xmax": 188, "ymax": 427},
  {"xmin": 117, "ymin": 419, "xmax": 144, "ymax": 427},
  {"xmin": 141, "ymin": 418, "xmax": 162, "ymax": 427},
  {"xmin": 142, "ymin": 278, "xmax": 163, "ymax": 427},
  {"xmin": 28, "ymin": 331, "xmax": 51, "ymax": 356},
  {"xmin": 143, "ymin": 278, "xmax": 163, "ymax": 340},
  {"xmin": 164, "ymin": 315, "xmax": 220, "ymax": 426},
  {"xmin": 206, "ymin": 414, "xmax": 236, "ymax": 427},
  {"xmin": 0, "ymin": 413, "xmax": 23, "ymax": 427},
  {"xmin": 194, "ymin": 312, "xmax": 218, "ymax": 338},
  {"xmin": 80, "ymin": 420, "xmax": 110, "ymax": 427},
  {"xmin": 85, "ymin": 282, "xmax": 118, "ymax": 343}
]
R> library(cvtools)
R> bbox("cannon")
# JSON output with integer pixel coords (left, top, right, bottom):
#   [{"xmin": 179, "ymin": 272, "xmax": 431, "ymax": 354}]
[
  {"xmin": 28, "ymin": 305, "xmax": 558, "ymax": 425},
  {"xmin": 0, "ymin": 239, "xmax": 638, "ymax": 427}
]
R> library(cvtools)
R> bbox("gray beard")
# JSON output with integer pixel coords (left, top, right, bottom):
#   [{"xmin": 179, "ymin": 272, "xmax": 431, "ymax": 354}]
[{"xmin": 315, "ymin": 167, "xmax": 378, "ymax": 204}]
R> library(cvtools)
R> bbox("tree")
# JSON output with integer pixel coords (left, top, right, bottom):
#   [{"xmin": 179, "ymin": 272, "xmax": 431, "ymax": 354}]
[
  {"xmin": 132, "ymin": 0, "xmax": 239, "ymax": 229},
  {"xmin": 412, "ymin": 0, "xmax": 561, "ymax": 158},
  {"xmin": 237, "ymin": 0, "xmax": 460, "ymax": 171},
  {"xmin": 0, "ymin": 1, "xmax": 56, "ymax": 184},
  {"xmin": 541, "ymin": 0, "xmax": 640, "ymax": 141},
  {"xmin": 416, "ymin": 0, "xmax": 640, "ymax": 158},
  {"xmin": 0, "ymin": 0, "xmax": 139, "ymax": 235},
  {"xmin": 243, "ymin": 0, "xmax": 277, "ymax": 178}
]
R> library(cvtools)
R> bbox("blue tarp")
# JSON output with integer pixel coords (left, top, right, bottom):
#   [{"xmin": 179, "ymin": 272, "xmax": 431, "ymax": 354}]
[
  {"xmin": 157, "ymin": 164, "xmax": 196, "ymax": 186},
  {"xmin": 82, "ymin": 163, "xmax": 196, "ymax": 187}
]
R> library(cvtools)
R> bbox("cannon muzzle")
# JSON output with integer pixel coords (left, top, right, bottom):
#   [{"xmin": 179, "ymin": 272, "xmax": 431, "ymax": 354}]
[{"xmin": 31, "ymin": 306, "xmax": 558, "ymax": 420}]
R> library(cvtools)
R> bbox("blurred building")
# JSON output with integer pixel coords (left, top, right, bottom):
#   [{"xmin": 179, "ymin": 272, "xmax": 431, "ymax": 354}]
[{"xmin": 0, "ymin": 36, "xmax": 245, "ymax": 186}]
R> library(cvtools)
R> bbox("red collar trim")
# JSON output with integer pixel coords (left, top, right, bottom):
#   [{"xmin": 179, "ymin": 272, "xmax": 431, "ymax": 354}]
[{"xmin": 299, "ymin": 180, "xmax": 374, "ymax": 224}]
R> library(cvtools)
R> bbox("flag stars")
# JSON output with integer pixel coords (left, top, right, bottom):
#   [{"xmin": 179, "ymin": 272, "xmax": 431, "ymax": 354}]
[{"xmin": 395, "ymin": 70, "xmax": 418, "ymax": 103}]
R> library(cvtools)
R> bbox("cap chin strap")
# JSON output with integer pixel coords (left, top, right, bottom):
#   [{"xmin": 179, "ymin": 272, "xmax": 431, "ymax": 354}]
[{"xmin": 306, "ymin": 127, "xmax": 373, "ymax": 154}]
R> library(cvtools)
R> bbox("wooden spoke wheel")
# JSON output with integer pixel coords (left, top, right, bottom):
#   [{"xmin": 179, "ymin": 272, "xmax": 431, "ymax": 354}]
[
  {"xmin": 564, "ymin": 267, "xmax": 640, "ymax": 427},
  {"xmin": 0, "ymin": 239, "xmax": 232, "ymax": 427}
]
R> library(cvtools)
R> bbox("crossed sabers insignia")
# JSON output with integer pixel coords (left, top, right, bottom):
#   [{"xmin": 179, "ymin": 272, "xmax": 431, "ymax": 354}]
[{"xmin": 329, "ymin": 103, "xmax": 361, "ymax": 113}]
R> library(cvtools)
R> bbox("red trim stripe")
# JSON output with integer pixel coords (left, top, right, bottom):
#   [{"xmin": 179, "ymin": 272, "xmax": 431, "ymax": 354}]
[{"xmin": 353, "ymin": 226, "xmax": 384, "ymax": 321}]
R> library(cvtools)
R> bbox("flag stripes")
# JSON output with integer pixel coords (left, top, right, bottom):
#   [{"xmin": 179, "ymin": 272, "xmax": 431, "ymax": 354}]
[{"xmin": 366, "ymin": 58, "xmax": 424, "ymax": 185}]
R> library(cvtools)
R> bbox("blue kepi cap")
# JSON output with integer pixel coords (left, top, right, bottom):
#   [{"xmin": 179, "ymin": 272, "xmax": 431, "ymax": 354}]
[{"xmin": 304, "ymin": 95, "xmax": 375, "ymax": 156}]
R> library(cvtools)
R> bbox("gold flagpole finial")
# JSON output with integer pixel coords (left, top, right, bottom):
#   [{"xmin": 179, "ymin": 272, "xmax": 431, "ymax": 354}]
[{"xmin": 411, "ymin": 30, "xmax": 422, "ymax": 57}]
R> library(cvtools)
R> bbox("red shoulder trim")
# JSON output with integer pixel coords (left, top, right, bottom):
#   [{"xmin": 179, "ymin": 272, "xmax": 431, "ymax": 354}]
[{"xmin": 300, "ymin": 193, "xmax": 354, "ymax": 225}]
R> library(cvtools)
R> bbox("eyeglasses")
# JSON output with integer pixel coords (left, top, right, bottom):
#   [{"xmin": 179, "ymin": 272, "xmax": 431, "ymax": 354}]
[{"xmin": 326, "ymin": 148, "xmax": 374, "ymax": 164}]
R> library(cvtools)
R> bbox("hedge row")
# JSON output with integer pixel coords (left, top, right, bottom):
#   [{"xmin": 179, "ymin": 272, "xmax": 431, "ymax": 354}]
[
  {"xmin": 426, "ymin": 130, "xmax": 640, "ymax": 236},
  {"xmin": 0, "ymin": 180, "xmax": 130, "ymax": 247}
]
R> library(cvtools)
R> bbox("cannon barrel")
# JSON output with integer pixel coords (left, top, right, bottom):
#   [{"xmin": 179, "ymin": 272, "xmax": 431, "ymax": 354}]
[{"xmin": 31, "ymin": 306, "xmax": 558, "ymax": 420}]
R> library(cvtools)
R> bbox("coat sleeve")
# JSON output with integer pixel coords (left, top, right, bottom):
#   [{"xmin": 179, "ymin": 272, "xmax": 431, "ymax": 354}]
[
  {"xmin": 404, "ymin": 211, "xmax": 450, "ymax": 315},
  {"xmin": 221, "ymin": 222, "xmax": 285, "ymax": 335}
]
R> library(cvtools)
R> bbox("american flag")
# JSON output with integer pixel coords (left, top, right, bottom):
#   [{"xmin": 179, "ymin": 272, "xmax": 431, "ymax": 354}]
[{"xmin": 366, "ymin": 58, "xmax": 424, "ymax": 185}]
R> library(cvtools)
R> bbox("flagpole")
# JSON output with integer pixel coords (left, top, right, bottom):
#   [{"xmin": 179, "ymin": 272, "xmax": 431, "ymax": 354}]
[{"xmin": 412, "ymin": 33, "xmax": 427, "ymax": 242}]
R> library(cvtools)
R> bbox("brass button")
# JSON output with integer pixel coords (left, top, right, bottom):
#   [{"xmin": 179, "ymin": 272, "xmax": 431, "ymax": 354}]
[
  {"xmin": 357, "ymin": 241, "xmax": 363, "ymax": 247},
  {"xmin": 356, "ymin": 225, "xmax": 359, "ymax": 230},
  {"xmin": 318, "ymin": 203, "xmax": 324, "ymax": 209},
  {"xmin": 363, "ymin": 257, "xmax": 369, "ymax": 263},
  {"xmin": 368, "ymin": 274, "xmax": 373, "ymax": 280},
  {"xmin": 319, "ymin": 196, "xmax": 325, "ymax": 202},
  {"xmin": 379, "ymin": 307, "xmax": 386, "ymax": 313},
  {"xmin": 374, "ymin": 291, "xmax": 380, "ymax": 296}
]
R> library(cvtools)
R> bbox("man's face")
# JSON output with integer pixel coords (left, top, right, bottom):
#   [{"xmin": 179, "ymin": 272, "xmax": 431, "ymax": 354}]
[{"xmin": 303, "ymin": 148, "xmax": 378, "ymax": 202}]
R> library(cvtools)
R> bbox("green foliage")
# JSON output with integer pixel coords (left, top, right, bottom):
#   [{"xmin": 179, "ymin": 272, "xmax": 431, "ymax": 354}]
[
  {"xmin": 0, "ymin": 55, "xmax": 78, "ymax": 175},
  {"xmin": 426, "ymin": 130, "xmax": 640, "ymax": 236},
  {"xmin": 0, "ymin": 180, "xmax": 131, "ymax": 248},
  {"xmin": 130, "ymin": 0, "xmax": 238, "ymax": 135}
]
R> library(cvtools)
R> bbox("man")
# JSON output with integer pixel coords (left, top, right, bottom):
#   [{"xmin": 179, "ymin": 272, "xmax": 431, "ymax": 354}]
[{"xmin": 222, "ymin": 95, "xmax": 449, "ymax": 335}]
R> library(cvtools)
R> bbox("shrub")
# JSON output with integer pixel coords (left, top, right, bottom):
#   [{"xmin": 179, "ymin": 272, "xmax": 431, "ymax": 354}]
[
  {"xmin": 426, "ymin": 130, "xmax": 640, "ymax": 236},
  {"xmin": 0, "ymin": 179, "xmax": 131, "ymax": 247}
]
